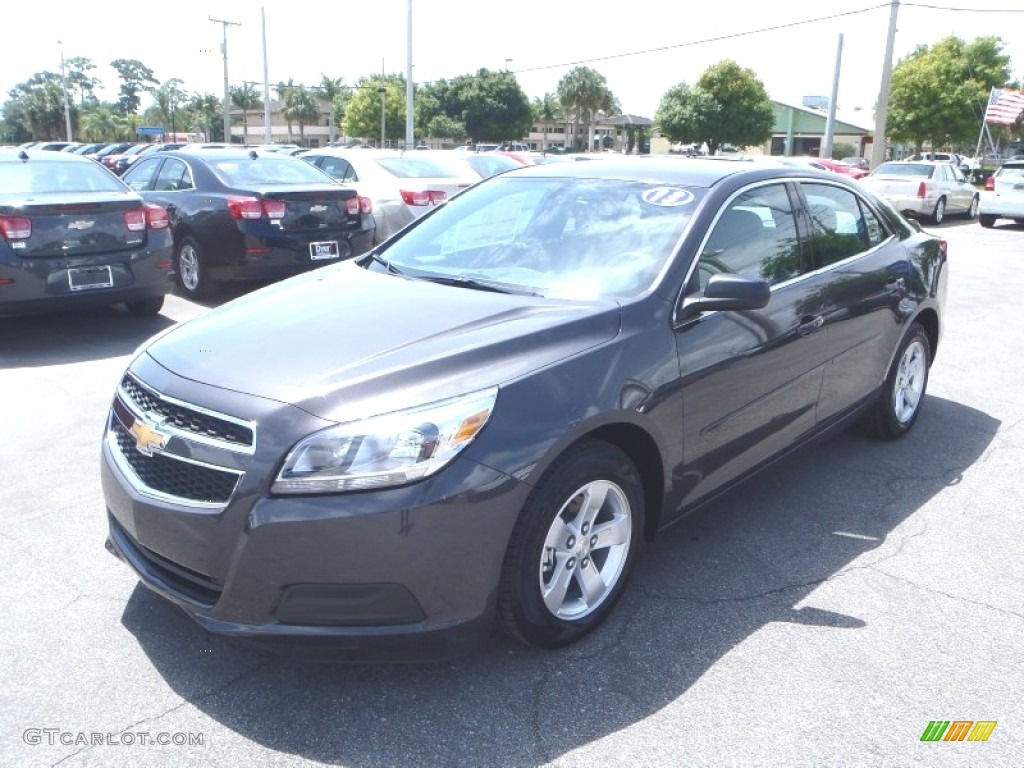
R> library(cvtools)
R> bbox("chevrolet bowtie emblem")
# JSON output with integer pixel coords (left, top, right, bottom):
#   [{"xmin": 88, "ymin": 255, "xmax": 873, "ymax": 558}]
[
  {"xmin": 129, "ymin": 418, "xmax": 170, "ymax": 456},
  {"xmin": 67, "ymin": 220, "xmax": 95, "ymax": 230},
  {"xmin": 310, "ymin": 205, "xmax": 327, "ymax": 213}
]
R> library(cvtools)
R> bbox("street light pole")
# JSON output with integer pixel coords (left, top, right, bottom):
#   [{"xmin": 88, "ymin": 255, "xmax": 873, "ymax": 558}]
[
  {"xmin": 210, "ymin": 16, "xmax": 241, "ymax": 144},
  {"xmin": 870, "ymin": 0, "xmax": 900, "ymax": 169},
  {"xmin": 58, "ymin": 40, "xmax": 73, "ymax": 141},
  {"xmin": 379, "ymin": 87, "xmax": 387, "ymax": 148}
]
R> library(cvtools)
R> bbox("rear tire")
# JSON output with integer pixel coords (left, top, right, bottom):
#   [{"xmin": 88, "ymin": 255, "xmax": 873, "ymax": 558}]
[
  {"xmin": 175, "ymin": 237, "xmax": 213, "ymax": 299},
  {"xmin": 929, "ymin": 197, "xmax": 946, "ymax": 225},
  {"xmin": 963, "ymin": 195, "xmax": 979, "ymax": 220},
  {"xmin": 124, "ymin": 296, "xmax": 165, "ymax": 316},
  {"xmin": 979, "ymin": 214, "xmax": 996, "ymax": 228},
  {"xmin": 498, "ymin": 439, "xmax": 644, "ymax": 649},
  {"xmin": 861, "ymin": 323, "xmax": 930, "ymax": 440}
]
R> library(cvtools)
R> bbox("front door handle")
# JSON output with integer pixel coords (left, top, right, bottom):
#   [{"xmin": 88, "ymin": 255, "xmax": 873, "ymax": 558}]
[{"xmin": 797, "ymin": 315, "xmax": 824, "ymax": 336}]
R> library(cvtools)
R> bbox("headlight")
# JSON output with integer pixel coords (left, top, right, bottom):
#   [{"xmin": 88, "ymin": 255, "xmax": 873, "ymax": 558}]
[{"xmin": 272, "ymin": 388, "xmax": 498, "ymax": 494}]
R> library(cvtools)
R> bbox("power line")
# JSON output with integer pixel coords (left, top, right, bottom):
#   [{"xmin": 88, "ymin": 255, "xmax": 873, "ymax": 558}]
[
  {"xmin": 901, "ymin": 2, "xmax": 1024, "ymax": 12},
  {"xmin": 512, "ymin": 4, "xmax": 891, "ymax": 74}
]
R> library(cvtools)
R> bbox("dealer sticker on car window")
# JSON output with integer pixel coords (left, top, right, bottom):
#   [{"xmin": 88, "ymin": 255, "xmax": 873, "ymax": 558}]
[{"xmin": 641, "ymin": 187, "xmax": 695, "ymax": 207}]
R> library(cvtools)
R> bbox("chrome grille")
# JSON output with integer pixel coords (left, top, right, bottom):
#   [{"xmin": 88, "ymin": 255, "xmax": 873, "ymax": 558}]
[
  {"xmin": 112, "ymin": 419, "xmax": 240, "ymax": 504},
  {"xmin": 121, "ymin": 374, "xmax": 254, "ymax": 449}
]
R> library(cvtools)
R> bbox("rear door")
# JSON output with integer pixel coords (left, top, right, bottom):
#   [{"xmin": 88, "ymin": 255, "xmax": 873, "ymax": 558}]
[{"xmin": 797, "ymin": 181, "xmax": 910, "ymax": 424}]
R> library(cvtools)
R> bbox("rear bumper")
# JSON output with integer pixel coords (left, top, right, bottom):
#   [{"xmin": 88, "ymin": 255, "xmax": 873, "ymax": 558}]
[
  {"xmin": 979, "ymin": 193, "xmax": 1024, "ymax": 218},
  {"xmin": 0, "ymin": 240, "xmax": 174, "ymax": 317},
  {"xmin": 207, "ymin": 229, "xmax": 374, "ymax": 283}
]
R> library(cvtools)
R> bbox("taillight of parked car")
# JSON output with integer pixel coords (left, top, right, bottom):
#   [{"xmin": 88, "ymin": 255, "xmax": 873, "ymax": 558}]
[
  {"xmin": 916, "ymin": 182, "xmax": 927, "ymax": 199},
  {"xmin": 344, "ymin": 196, "xmax": 374, "ymax": 215},
  {"xmin": 124, "ymin": 206, "xmax": 170, "ymax": 231},
  {"xmin": 228, "ymin": 196, "xmax": 286, "ymax": 220},
  {"xmin": 400, "ymin": 189, "xmax": 447, "ymax": 206},
  {"xmin": 0, "ymin": 215, "xmax": 32, "ymax": 241},
  {"xmin": 985, "ymin": 175, "xmax": 995, "ymax": 191}
]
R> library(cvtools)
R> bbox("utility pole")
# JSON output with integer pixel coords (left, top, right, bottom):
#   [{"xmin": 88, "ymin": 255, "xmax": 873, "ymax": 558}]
[
  {"xmin": 262, "ymin": 7, "xmax": 272, "ymax": 145},
  {"xmin": 821, "ymin": 34, "xmax": 843, "ymax": 159},
  {"xmin": 870, "ymin": 0, "xmax": 899, "ymax": 169},
  {"xmin": 405, "ymin": 0, "xmax": 414, "ymax": 149},
  {"xmin": 210, "ymin": 16, "xmax": 241, "ymax": 144},
  {"xmin": 58, "ymin": 41, "xmax": 73, "ymax": 142}
]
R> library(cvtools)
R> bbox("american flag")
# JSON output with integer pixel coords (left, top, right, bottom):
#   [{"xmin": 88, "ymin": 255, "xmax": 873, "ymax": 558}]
[{"xmin": 984, "ymin": 87, "xmax": 1024, "ymax": 126}]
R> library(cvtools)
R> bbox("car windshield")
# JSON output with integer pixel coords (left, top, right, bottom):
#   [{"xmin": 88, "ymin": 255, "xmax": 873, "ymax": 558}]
[
  {"xmin": 6, "ymin": 160, "xmax": 128, "ymax": 193},
  {"xmin": 873, "ymin": 163, "xmax": 933, "ymax": 178},
  {"xmin": 208, "ymin": 154, "xmax": 336, "ymax": 186},
  {"xmin": 376, "ymin": 176, "xmax": 702, "ymax": 300}
]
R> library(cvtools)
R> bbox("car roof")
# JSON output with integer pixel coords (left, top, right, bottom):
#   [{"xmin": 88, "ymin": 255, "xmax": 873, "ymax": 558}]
[
  {"xmin": 0, "ymin": 148, "xmax": 97, "ymax": 164},
  {"xmin": 505, "ymin": 156, "xmax": 837, "ymax": 188}
]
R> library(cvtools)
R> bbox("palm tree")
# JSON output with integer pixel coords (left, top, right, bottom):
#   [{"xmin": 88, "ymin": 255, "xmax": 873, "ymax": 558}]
[
  {"xmin": 79, "ymin": 105, "xmax": 119, "ymax": 141},
  {"xmin": 557, "ymin": 66, "xmax": 617, "ymax": 152},
  {"xmin": 533, "ymin": 92, "xmax": 560, "ymax": 151},
  {"xmin": 319, "ymin": 75, "xmax": 345, "ymax": 143},
  {"xmin": 275, "ymin": 79, "xmax": 297, "ymax": 140},
  {"xmin": 230, "ymin": 83, "xmax": 261, "ymax": 143},
  {"xmin": 283, "ymin": 86, "xmax": 319, "ymax": 145}
]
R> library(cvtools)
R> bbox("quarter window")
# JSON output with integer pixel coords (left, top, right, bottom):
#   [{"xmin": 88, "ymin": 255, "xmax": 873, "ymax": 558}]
[
  {"xmin": 699, "ymin": 183, "xmax": 802, "ymax": 288},
  {"xmin": 123, "ymin": 158, "xmax": 160, "ymax": 191},
  {"xmin": 803, "ymin": 183, "xmax": 887, "ymax": 268}
]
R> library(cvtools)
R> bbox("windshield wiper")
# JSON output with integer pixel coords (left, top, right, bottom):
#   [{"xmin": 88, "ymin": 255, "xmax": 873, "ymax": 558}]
[
  {"xmin": 414, "ymin": 273, "xmax": 541, "ymax": 296},
  {"xmin": 357, "ymin": 251, "xmax": 404, "ymax": 275}
]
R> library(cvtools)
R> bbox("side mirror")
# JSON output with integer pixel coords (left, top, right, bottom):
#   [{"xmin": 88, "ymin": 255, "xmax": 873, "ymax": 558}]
[{"xmin": 678, "ymin": 273, "xmax": 771, "ymax": 321}]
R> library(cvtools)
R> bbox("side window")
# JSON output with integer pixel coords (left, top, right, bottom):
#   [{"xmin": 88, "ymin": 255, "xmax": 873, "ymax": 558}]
[
  {"xmin": 153, "ymin": 159, "xmax": 187, "ymax": 191},
  {"xmin": 124, "ymin": 158, "xmax": 160, "ymax": 191},
  {"xmin": 804, "ymin": 183, "xmax": 884, "ymax": 267},
  {"xmin": 699, "ymin": 183, "xmax": 801, "ymax": 289}
]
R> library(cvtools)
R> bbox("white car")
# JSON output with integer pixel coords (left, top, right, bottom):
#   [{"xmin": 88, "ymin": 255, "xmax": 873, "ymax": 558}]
[
  {"xmin": 301, "ymin": 149, "xmax": 478, "ymax": 242},
  {"xmin": 979, "ymin": 160, "xmax": 1024, "ymax": 228},
  {"xmin": 860, "ymin": 160, "xmax": 979, "ymax": 224}
]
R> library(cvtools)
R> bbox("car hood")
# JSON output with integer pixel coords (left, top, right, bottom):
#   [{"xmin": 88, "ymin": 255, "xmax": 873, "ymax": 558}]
[{"xmin": 143, "ymin": 263, "xmax": 621, "ymax": 422}]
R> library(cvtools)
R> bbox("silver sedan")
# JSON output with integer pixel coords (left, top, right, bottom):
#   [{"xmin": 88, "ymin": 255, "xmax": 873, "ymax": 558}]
[{"xmin": 860, "ymin": 160, "xmax": 979, "ymax": 224}]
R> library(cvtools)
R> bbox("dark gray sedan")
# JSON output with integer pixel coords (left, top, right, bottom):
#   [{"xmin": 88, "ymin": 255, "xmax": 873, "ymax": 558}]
[{"xmin": 101, "ymin": 158, "xmax": 947, "ymax": 658}]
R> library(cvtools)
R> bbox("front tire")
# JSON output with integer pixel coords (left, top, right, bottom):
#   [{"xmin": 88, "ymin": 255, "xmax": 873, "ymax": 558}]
[
  {"xmin": 498, "ymin": 439, "xmax": 644, "ymax": 649},
  {"xmin": 929, "ymin": 197, "xmax": 946, "ymax": 225},
  {"xmin": 861, "ymin": 323, "xmax": 931, "ymax": 440}
]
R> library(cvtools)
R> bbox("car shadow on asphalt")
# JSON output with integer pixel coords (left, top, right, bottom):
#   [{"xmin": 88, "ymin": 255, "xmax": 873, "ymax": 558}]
[{"xmin": 119, "ymin": 395, "xmax": 998, "ymax": 767}]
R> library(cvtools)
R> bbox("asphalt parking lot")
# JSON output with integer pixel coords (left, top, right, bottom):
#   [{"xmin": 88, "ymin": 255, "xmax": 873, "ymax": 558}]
[{"xmin": 1, "ymin": 218, "xmax": 1022, "ymax": 767}]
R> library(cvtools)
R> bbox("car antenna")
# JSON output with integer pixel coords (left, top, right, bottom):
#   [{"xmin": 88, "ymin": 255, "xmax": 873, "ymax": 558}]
[
  {"xmin": 19, "ymin": 150, "xmax": 29, "ymax": 162},
  {"xmin": 249, "ymin": 150, "xmax": 258, "ymax": 160}
]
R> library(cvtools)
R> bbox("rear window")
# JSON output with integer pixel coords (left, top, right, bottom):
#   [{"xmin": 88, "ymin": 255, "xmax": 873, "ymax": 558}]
[
  {"xmin": 995, "ymin": 164, "xmax": 1024, "ymax": 179},
  {"xmin": 2, "ymin": 160, "xmax": 128, "ymax": 194},
  {"xmin": 375, "ymin": 157, "xmax": 463, "ymax": 178},
  {"xmin": 873, "ymin": 163, "xmax": 933, "ymax": 178},
  {"xmin": 209, "ymin": 155, "xmax": 337, "ymax": 186}
]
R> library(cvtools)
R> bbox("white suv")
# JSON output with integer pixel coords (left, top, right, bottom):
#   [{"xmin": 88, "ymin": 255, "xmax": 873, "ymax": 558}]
[{"xmin": 979, "ymin": 160, "xmax": 1024, "ymax": 228}]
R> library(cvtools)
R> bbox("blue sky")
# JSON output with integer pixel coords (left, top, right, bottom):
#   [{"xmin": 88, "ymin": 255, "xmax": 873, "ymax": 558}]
[{"xmin": 4, "ymin": 1, "xmax": 1023, "ymax": 121}]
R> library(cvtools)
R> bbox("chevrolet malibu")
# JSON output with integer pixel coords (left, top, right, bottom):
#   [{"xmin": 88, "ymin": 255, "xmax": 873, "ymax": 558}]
[{"xmin": 101, "ymin": 159, "xmax": 947, "ymax": 658}]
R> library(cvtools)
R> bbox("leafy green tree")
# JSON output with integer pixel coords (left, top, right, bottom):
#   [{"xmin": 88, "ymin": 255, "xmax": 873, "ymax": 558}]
[
  {"xmin": 341, "ymin": 74, "xmax": 407, "ymax": 145},
  {"xmin": 185, "ymin": 93, "xmax": 223, "ymax": 142},
  {"xmin": 887, "ymin": 36, "xmax": 1012, "ymax": 154},
  {"xmin": 275, "ymin": 79, "xmax": 297, "ymax": 138},
  {"xmin": 110, "ymin": 59, "xmax": 158, "ymax": 115},
  {"xmin": 5, "ymin": 72, "xmax": 72, "ymax": 139},
  {"xmin": 413, "ymin": 70, "xmax": 530, "ymax": 144},
  {"xmin": 230, "ymin": 83, "xmax": 261, "ymax": 142},
  {"xmin": 79, "ymin": 104, "xmax": 121, "ymax": 141},
  {"xmin": 426, "ymin": 115, "xmax": 467, "ymax": 143},
  {"xmin": 65, "ymin": 57, "xmax": 102, "ymax": 108},
  {"xmin": 655, "ymin": 60, "xmax": 774, "ymax": 155},
  {"xmin": 557, "ymin": 66, "xmax": 618, "ymax": 151}
]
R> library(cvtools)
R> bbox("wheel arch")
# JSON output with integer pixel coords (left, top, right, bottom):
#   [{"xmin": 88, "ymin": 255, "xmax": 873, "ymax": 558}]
[{"xmin": 913, "ymin": 307, "xmax": 940, "ymax": 363}]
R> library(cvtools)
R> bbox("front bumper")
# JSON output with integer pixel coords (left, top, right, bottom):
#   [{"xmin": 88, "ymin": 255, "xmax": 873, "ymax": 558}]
[{"xmin": 101, "ymin": 405, "xmax": 529, "ymax": 659}]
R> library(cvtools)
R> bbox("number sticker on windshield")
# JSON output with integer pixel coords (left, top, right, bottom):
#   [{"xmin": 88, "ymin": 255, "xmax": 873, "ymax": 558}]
[{"xmin": 641, "ymin": 187, "xmax": 695, "ymax": 207}]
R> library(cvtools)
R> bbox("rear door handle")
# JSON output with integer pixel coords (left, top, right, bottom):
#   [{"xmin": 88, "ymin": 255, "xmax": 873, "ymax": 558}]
[{"xmin": 797, "ymin": 315, "xmax": 824, "ymax": 336}]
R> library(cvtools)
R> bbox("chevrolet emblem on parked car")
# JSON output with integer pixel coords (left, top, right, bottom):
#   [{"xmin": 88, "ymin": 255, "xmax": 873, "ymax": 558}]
[
  {"xmin": 309, "ymin": 205, "xmax": 327, "ymax": 213},
  {"xmin": 67, "ymin": 220, "xmax": 95, "ymax": 230},
  {"xmin": 129, "ymin": 418, "xmax": 170, "ymax": 457}
]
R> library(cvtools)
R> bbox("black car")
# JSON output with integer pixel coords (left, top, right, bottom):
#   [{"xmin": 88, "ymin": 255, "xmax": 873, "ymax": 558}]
[
  {"xmin": 101, "ymin": 159, "xmax": 946, "ymax": 658},
  {"xmin": 121, "ymin": 148, "xmax": 374, "ymax": 297},
  {"xmin": 114, "ymin": 142, "xmax": 188, "ymax": 176},
  {"xmin": 0, "ymin": 149, "xmax": 174, "ymax": 317}
]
